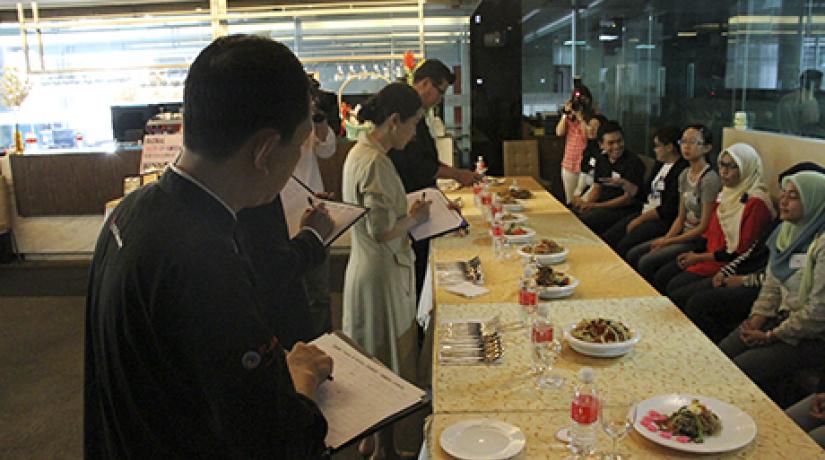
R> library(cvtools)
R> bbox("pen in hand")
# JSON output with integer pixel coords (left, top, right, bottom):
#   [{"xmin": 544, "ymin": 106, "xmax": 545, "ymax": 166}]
[
  {"xmin": 422, "ymin": 191, "xmax": 426, "ymax": 201},
  {"xmin": 307, "ymin": 196, "xmax": 314, "ymax": 208}
]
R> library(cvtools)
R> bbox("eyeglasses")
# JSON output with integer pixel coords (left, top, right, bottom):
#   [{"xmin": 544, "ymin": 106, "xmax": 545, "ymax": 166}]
[
  {"xmin": 718, "ymin": 160, "xmax": 739, "ymax": 170},
  {"xmin": 678, "ymin": 139, "xmax": 704, "ymax": 146},
  {"xmin": 779, "ymin": 190, "xmax": 800, "ymax": 200}
]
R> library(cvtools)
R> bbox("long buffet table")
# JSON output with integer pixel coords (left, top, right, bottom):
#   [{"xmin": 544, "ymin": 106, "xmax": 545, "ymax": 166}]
[{"xmin": 425, "ymin": 177, "xmax": 824, "ymax": 459}]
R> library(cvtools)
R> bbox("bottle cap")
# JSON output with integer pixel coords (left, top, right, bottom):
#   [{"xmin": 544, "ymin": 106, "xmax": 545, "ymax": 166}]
[{"xmin": 579, "ymin": 367, "xmax": 595, "ymax": 383}]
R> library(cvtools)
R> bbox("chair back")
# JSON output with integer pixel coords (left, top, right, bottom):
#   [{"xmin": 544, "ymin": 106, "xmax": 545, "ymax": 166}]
[{"xmin": 503, "ymin": 140, "xmax": 540, "ymax": 179}]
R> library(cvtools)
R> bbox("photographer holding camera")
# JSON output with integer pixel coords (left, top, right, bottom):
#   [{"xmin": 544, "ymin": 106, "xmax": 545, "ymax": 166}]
[{"xmin": 555, "ymin": 85, "xmax": 601, "ymax": 205}]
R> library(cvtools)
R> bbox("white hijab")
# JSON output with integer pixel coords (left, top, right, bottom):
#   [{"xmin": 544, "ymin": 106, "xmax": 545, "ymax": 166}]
[{"xmin": 716, "ymin": 143, "xmax": 775, "ymax": 250}]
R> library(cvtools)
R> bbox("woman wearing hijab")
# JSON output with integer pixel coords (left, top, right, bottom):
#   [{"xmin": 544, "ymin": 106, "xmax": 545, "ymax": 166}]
[
  {"xmin": 720, "ymin": 171, "xmax": 825, "ymax": 401},
  {"xmin": 653, "ymin": 143, "xmax": 775, "ymax": 308}
]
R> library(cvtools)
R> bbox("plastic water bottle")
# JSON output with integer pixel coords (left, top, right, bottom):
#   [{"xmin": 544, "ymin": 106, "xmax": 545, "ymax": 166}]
[
  {"xmin": 518, "ymin": 259, "xmax": 538, "ymax": 323},
  {"xmin": 570, "ymin": 367, "xmax": 599, "ymax": 456},
  {"xmin": 492, "ymin": 212, "xmax": 505, "ymax": 259},
  {"xmin": 475, "ymin": 155, "xmax": 487, "ymax": 176}
]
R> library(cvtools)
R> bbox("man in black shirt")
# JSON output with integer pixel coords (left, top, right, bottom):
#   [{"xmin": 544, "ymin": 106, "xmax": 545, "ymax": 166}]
[
  {"xmin": 238, "ymin": 196, "xmax": 332, "ymax": 349},
  {"xmin": 571, "ymin": 120, "xmax": 645, "ymax": 235},
  {"xmin": 84, "ymin": 35, "xmax": 332, "ymax": 459},
  {"xmin": 388, "ymin": 59, "xmax": 479, "ymax": 303}
]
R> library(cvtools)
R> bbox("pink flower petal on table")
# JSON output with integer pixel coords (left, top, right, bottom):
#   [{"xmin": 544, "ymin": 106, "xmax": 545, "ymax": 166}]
[
  {"xmin": 675, "ymin": 436, "xmax": 691, "ymax": 443},
  {"xmin": 658, "ymin": 431, "xmax": 672, "ymax": 439}
]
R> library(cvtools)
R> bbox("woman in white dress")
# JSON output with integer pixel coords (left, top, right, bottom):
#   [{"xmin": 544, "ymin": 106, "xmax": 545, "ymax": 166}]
[{"xmin": 341, "ymin": 82, "xmax": 430, "ymax": 459}]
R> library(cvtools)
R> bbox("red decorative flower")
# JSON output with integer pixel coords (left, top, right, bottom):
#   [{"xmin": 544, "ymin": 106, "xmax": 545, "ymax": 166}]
[{"xmin": 403, "ymin": 50, "xmax": 416, "ymax": 71}]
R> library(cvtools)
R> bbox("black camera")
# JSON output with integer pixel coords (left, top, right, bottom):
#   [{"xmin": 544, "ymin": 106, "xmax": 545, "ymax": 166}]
[{"xmin": 571, "ymin": 100, "xmax": 582, "ymax": 113}]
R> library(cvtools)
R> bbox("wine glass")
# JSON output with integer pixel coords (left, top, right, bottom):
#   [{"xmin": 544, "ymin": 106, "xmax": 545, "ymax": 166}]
[
  {"xmin": 531, "ymin": 317, "xmax": 564, "ymax": 389},
  {"xmin": 600, "ymin": 393, "xmax": 637, "ymax": 460}
]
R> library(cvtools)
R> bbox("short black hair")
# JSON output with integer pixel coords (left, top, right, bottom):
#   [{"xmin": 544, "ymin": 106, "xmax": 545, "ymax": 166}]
[
  {"xmin": 597, "ymin": 120, "xmax": 623, "ymax": 141},
  {"xmin": 412, "ymin": 59, "xmax": 455, "ymax": 86},
  {"xmin": 683, "ymin": 124, "xmax": 712, "ymax": 145},
  {"xmin": 183, "ymin": 35, "xmax": 310, "ymax": 161},
  {"xmin": 357, "ymin": 82, "xmax": 422, "ymax": 126},
  {"xmin": 800, "ymin": 69, "xmax": 823, "ymax": 87},
  {"xmin": 653, "ymin": 126, "xmax": 680, "ymax": 148}
]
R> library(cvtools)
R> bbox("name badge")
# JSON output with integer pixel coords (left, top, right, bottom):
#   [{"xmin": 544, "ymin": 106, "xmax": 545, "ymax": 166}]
[
  {"xmin": 790, "ymin": 254, "xmax": 807, "ymax": 269},
  {"xmin": 589, "ymin": 157, "xmax": 597, "ymax": 167},
  {"xmin": 611, "ymin": 171, "xmax": 621, "ymax": 179}
]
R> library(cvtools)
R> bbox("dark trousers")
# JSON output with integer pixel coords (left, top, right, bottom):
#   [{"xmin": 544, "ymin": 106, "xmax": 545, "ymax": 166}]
[
  {"xmin": 720, "ymin": 323, "xmax": 825, "ymax": 405},
  {"xmin": 652, "ymin": 260, "xmax": 685, "ymax": 293},
  {"xmin": 603, "ymin": 216, "xmax": 669, "ymax": 258},
  {"xmin": 578, "ymin": 206, "xmax": 640, "ymax": 237},
  {"xmin": 684, "ymin": 285, "xmax": 760, "ymax": 343},
  {"xmin": 665, "ymin": 271, "xmax": 712, "ymax": 310},
  {"xmin": 412, "ymin": 238, "xmax": 430, "ymax": 305}
]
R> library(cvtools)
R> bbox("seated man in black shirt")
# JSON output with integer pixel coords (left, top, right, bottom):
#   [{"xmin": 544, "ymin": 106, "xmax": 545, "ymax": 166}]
[
  {"xmin": 84, "ymin": 35, "xmax": 332, "ymax": 459},
  {"xmin": 571, "ymin": 120, "xmax": 645, "ymax": 235}
]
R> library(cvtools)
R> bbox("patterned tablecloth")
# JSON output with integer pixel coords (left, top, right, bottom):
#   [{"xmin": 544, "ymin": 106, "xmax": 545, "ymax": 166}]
[
  {"xmin": 426, "ymin": 407, "xmax": 824, "ymax": 459},
  {"xmin": 426, "ymin": 178, "xmax": 825, "ymax": 458}
]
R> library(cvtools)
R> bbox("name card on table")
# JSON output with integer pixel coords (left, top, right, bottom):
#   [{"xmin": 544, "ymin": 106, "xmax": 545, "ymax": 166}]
[{"xmin": 139, "ymin": 133, "xmax": 182, "ymax": 173}]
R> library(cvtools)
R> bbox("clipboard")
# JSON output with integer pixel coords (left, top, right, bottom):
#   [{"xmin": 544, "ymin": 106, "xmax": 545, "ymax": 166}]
[
  {"xmin": 310, "ymin": 331, "xmax": 431, "ymax": 453},
  {"xmin": 406, "ymin": 187, "xmax": 467, "ymax": 242},
  {"xmin": 280, "ymin": 176, "xmax": 369, "ymax": 247}
]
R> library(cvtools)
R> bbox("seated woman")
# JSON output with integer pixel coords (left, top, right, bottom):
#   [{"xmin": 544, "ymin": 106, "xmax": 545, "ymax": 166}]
[
  {"xmin": 719, "ymin": 171, "xmax": 825, "ymax": 401},
  {"xmin": 684, "ymin": 162, "xmax": 825, "ymax": 342},
  {"xmin": 602, "ymin": 126, "xmax": 688, "ymax": 257},
  {"xmin": 625, "ymin": 125, "xmax": 721, "ymax": 282},
  {"xmin": 341, "ymin": 82, "xmax": 430, "ymax": 459},
  {"xmin": 787, "ymin": 372, "xmax": 825, "ymax": 448},
  {"xmin": 653, "ymin": 143, "xmax": 775, "ymax": 307}
]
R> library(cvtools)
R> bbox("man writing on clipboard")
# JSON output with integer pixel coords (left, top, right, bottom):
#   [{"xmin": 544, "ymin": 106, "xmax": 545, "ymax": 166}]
[{"xmin": 388, "ymin": 59, "xmax": 480, "ymax": 308}]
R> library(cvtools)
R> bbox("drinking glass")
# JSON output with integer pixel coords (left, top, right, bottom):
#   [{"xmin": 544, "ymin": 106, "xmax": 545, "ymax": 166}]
[
  {"xmin": 531, "ymin": 317, "xmax": 564, "ymax": 389},
  {"xmin": 600, "ymin": 393, "xmax": 637, "ymax": 460}
]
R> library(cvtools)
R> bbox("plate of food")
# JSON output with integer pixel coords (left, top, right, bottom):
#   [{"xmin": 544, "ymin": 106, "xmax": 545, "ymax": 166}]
[
  {"xmin": 563, "ymin": 318, "xmax": 639, "ymax": 357},
  {"xmin": 634, "ymin": 395, "xmax": 756, "ymax": 454},
  {"xmin": 500, "ymin": 212, "xmax": 527, "ymax": 225},
  {"xmin": 440, "ymin": 418, "xmax": 526, "ymax": 460},
  {"xmin": 497, "ymin": 192, "xmax": 525, "ymax": 211},
  {"xmin": 534, "ymin": 266, "xmax": 578, "ymax": 299},
  {"xmin": 499, "ymin": 224, "xmax": 535, "ymax": 243},
  {"xmin": 518, "ymin": 239, "xmax": 568, "ymax": 264},
  {"xmin": 508, "ymin": 188, "xmax": 533, "ymax": 199}
]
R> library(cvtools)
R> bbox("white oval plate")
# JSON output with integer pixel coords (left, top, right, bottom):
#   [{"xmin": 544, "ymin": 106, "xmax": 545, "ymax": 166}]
[
  {"xmin": 500, "ymin": 212, "xmax": 528, "ymax": 225},
  {"xmin": 440, "ymin": 418, "xmax": 526, "ymax": 460},
  {"xmin": 502, "ymin": 201, "xmax": 524, "ymax": 212},
  {"xmin": 563, "ymin": 322, "xmax": 640, "ymax": 357},
  {"xmin": 634, "ymin": 394, "xmax": 757, "ymax": 454},
  {"xmin": 517, "ymin": 245, "xmax": 569, "ymax": 265},
  {"xmin": 537, "ymin": 276, "xmax": 579, "ymax": 299}
]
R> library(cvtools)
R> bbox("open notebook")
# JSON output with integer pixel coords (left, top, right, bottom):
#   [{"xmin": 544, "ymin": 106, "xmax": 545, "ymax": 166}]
[
  {"xmin": 406, "ymin": 187, "xmax": 466, "ymax": 241},
  {"xmin": 310, "ymin": 332, "xmax": 429, "ymax": 452},
  {"xmin": 280, "ymin": 176, "xmax": 368, "ymax": 246}
]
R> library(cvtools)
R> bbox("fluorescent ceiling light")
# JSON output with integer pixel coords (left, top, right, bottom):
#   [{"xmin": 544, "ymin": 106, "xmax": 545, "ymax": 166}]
[
  {"xmin": 677, "ymin": 31, "xmax": 697, "ymax": 37},
  {"xmin": 599, "ymin": 34, "xmax": 618, "ymax": 42},
  {"xmin": 635, "ymin": 44, "xmax": 655, "ymax": 49},
  {"xmin": 563, "ymin": 40, "xmax": 586, "ymax": 45}
]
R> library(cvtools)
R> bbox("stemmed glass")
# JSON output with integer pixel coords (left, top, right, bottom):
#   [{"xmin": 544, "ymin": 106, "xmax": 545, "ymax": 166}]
[
  {"xmin": 600, "ymin": 393, "xmax": 637, "ymax": 460},
  {"xmin": 531, "ymin": 316, "xmax": 564, "ymax": 389}
]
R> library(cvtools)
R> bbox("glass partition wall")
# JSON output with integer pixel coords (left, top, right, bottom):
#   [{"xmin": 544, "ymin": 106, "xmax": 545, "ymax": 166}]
[
  {"xmin": 0, "ymin": 1, "xmax": 472, "ymax": 149},
  {"xmin": 522, "ymin": 0, "xmax": 825, "ymax": 158}
]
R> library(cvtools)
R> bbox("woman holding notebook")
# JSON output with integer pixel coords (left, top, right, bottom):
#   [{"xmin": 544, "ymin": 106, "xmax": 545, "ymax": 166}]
[{"xmin": 341, "ymin": 82, "xmax": 430, "ymax": 459}]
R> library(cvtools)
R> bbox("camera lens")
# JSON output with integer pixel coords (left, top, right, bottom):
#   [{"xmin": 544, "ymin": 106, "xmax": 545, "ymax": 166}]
[{"xmin": 571, "ymin": 100, "xmax": 582, "ymax": 112}]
